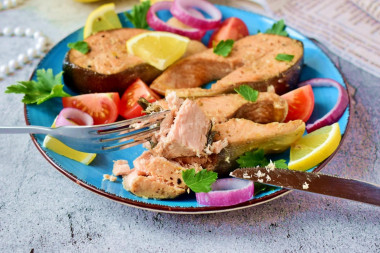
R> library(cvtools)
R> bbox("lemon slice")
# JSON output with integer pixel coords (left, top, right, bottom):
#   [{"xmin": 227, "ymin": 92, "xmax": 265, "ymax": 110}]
[
  {"xmin": 42, "ymin": 118, "xmax": 96, "ymax": 165},
  {"xmin": 288, "ymin": 123, "xmax": 341, "ymax": 171},
  {"xmin": 83, "ymin": 3, "xmax": 122, "ymax": 39},
  {"xmin": 126, "ymin": 31, "xmax": 190, "ymax": 70}
]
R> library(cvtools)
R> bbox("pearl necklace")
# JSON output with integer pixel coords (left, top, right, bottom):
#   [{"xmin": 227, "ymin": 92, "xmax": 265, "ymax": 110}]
[
  {"xmin": 0, "ymin": 26, "xmax": 49, "ymax": 79},
  {"xmin": 0, "ymin": 0, "xmax": 24, "ymax": 10}
]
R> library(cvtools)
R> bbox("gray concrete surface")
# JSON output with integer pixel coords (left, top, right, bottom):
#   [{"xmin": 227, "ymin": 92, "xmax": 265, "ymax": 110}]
[{"xmin": 0, "ymin": 0, "xmax": 379, "ymax": 252}]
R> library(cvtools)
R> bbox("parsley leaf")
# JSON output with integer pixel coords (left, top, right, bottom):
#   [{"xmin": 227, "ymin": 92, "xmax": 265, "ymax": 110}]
[
  {"xmin": 236, "ymin": 149, "xmax": 288, "ymax": 169},
  {"xmin": 236, "ymin": 149, "xmax": 268, "ymax": 168},
  {"xmin": 213, "ymin": 39, "xmax": 234, "ymax": 57},
  {"xmin": 234, "ymin": 85, "xmax": 259, "ymax": 102},
  {"xmin": 254, "ymin": 183, "xmax": 278, "ymax": 196},
  {"xmin": 275, "ymin": 53, "xmax": 294, "ymax": 62},
  {"xmin": 265, "ymin": 19, "xmax": 288, "ymax": 37},
  {"xmin": 68, "ymin": 41, "xmax": 89, "ymax": 54},
  {"xmin": 125, "ymin": 1, "xmax": 150, "ymax": 29},
  {"xmin": 274, "ymin": 159, "xmax": 288, "ymax": 169},
  {"xmin": 182, "ymin": 168, "xmax": 218, "ymax": 193},
  {"xmin": 5, "ymin": 69, "xmax": 71, "ymax": 104}
]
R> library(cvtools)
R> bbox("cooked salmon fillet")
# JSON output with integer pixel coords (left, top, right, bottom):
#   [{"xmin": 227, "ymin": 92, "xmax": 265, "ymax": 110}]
[
  {"xmin": 154, "ymin": 92, "xmax": 288, "ymax": 124},
  {"xmin": 151, "ymin": 33, "xmax": 303, "ymax": 96},
  {"xmin": 120, "ymin": 94, "xmax": 304, "ymax": 198},
  {"xmin": 122, "ymin": 151, "xmax": 204, "ymax": 199},
  {"xmin": 152, "ymin": 99, "xmax": 211, "ymax": 159},
  {"xmin": 63, "ymin": 28, "xmax": 207, "ymax": 94}
]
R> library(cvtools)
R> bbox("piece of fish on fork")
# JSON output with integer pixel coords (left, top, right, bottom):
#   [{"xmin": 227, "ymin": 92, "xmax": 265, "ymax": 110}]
[{"xmin": 0, "ymin": 110, "xmax": 170, "ymax": 153}]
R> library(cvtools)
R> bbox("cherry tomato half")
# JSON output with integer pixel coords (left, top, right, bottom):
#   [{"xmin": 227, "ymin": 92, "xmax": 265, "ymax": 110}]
[
  {"xmin": 281, "ymin": 84, "xmax": 315, "ymax": 122},
  {"xmin": 62, "ymin": 92, "xmax": 120, "ymax": 125},
  {"xmin": 119, "ymin": 79, "xmax": 161, "ymax": 119},
  {"xmin": 208, "ymin": 17, "xmax": 249, "ymax": 48}
]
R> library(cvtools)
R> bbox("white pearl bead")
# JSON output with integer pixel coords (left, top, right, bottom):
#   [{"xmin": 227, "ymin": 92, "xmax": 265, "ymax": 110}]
[
  {"xmin": 27, "ymin": 48, "xmax": 37, "ymax": 58},
  {"xmin": 8, "ymin": 59, "xmax": 18, "ymax": 72},
  {"xmin": 3, "ymin": 0, "xmax": 11, "ymax": 9},
  {"xmin": 3, "ymin": 27, "xmax": 12, "ymax": 36},
  {"xmin": 35, "ymin": 43, "xmax": 46, "ymax": 53},
  {"xmin": 0, "ymin": 65, "xmax": 10, "ymax": 75},
  {"xmin": 14, "ymin": 27, "xmax": 24, "ymax": 36},
  {"xmin": 17, "ymin": 53, "xmax": 28, "ymax": 64},
  {"xmin": 33, "ymin": 31, "xmax": 43, "ymax": 39},
  {"xmin": 25, "ymin": 28, "xmax": 34, "ymax": 37},
  {"xmin": 37, "ymin": 36, "xmax": 47, "ymax": 46}
]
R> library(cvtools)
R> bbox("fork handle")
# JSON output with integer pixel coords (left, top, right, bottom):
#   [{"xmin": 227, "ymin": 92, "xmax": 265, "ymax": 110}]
[{"xmin": 0, "ymin": 126, "xmax": 54, "ymax": 135}]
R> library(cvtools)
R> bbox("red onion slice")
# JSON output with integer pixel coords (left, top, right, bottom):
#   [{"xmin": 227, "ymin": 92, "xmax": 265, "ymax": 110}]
[
  {"xmin": 147, "ymin": 1, "xmax": 206, "ymax": 40},
  {"xmin": 298, "ymin": 78, "xmax": 349, "ymax": 133},
  {"xmin": 171, "ymin": 0, "xmax": 222, "ymax": 29},
  {"xmin": 196, "ymin": 178, "xmax": 254, "ymax": 206},
  {"xmin": 55, "ymin": 108, "xmax": 94, "ymax": 127}
]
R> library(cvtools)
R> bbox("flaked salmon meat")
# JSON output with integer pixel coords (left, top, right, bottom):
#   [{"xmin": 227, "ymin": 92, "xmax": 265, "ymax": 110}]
[{"xmin": 117, "ymin": 93, "xmax": 304, "ymax": 199}]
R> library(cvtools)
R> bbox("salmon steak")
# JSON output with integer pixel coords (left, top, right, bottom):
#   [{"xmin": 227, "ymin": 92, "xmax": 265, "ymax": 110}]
[
  {"xmin": 119, "ymin": 93, "xmax": 305, "ymax": 199},
  {"xmin": 150, "ymin": 33, "xmax": 304, "ymax": 97}
]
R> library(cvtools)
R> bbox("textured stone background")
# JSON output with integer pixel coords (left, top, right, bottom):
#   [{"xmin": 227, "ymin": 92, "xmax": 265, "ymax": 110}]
[{"xmin": 0, "ymin": 0, "xmax": 379, "ymax": 252}]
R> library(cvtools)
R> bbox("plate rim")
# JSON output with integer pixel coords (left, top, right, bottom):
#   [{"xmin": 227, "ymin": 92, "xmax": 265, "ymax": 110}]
[{"xmin": 24, "ymin": 5, "xmax": 352, "ymax": 214}]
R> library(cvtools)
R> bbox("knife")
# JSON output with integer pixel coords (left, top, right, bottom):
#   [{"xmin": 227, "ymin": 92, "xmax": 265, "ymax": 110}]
[{"xmin": 230, "ymin": 167, "xmax": 380, "ymax": 206}]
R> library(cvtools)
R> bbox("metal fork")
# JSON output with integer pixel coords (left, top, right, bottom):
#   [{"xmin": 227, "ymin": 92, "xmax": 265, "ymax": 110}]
[{"xmin": 0, "ymin": 110, "xmax": 170, "ymax": 153}]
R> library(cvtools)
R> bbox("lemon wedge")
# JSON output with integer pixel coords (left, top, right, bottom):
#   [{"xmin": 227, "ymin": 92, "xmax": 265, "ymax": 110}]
[
  {"xmin": 42, "ymin": 118, "xmax": 96, "ymax": 165},
  {"xmin": 288, "ymin": 123, "xmax": 341, "ymax": 171},
  {"xmin": 83, "ymin": 3, "xmax": 122, "ymax": 39},
  {"xmin": 126, "ymin": 31, "xmax": 190, "ymax": 70}
]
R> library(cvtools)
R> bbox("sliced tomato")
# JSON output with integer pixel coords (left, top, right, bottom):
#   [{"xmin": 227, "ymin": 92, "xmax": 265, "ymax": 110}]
[
  {"xmin": 208, "ymin": 17, "xmax": 249, "ymax": 48},
  {"xmin": 119, "ymin": 79, "xmax": 161, "ymax": 119},
  {"xmin": 62, "ymin": 92, "xmax": 120, "ymax": 125},
  {"xmin": 281, "ymin": 84, "xmax": 315, "ymax": 122}
]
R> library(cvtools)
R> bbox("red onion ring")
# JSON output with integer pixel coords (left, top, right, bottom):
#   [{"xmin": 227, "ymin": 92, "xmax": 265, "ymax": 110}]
[
  {"xmin": 298, "ymin": 78, "xmax": 349, "ymax": 133},
  {"xmin": 196, "ymin": 178, "xmax": 254, "ymax": 206},
  {"xmin": 146, "ymin": 1, "xmax": 206, "ymax": 40},
  {"xmin": 55, "ymin": 108, "xmax": 94, "ymax": 127},
  {"xmin": 171, "ymin": 0, "xmax": 222, "ymax": 29}
]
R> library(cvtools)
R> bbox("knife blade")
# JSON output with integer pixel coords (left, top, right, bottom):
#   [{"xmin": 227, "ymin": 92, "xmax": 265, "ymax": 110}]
[{"xmin": 230, "ymin": 167, "xmax": 380, "ymax": 206}]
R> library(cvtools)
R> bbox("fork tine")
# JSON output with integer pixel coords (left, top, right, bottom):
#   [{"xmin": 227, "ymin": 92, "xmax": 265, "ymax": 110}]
[
  {"xmin": 102, "ymin": 139, "xmax": 151, "ymax": 152},
  {"xmin": 94, "ymin": 110, "xmax": 170, "ymax": 135},
  {"xmin": 100, "ymin": 125, "xmax": 160, "ymax": 144}
]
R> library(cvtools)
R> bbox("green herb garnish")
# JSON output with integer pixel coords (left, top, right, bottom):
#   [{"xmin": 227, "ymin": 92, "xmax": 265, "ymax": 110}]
[
  {"xmin": 236, "ymin": 149, "xmax": 288, "ymax": 169},
  {"xmin": 5, "ymin": 69, "xmax": 71, "ymax": 105},
  {"xmin": 213, "ymin": 39, "xmax": 234, "ymax": 57},
  {"xmin": 254, "ymin": 183, "xmax": 278, "ymax": 196},
  {"xmin": 234, "ymin": 85, "xmax": 259, "ymax": 102},
  {"xmin": 275, "ymin": 53, "xmax": 294, "ymax": 62},
  {"xmin": 67, "ymin": 41, "xmax": 89, "ymax": 54},
  {"xmin": 265, "ymin": 19, "xmax": 288, "ymax": 37},
  {"xmin": 125, "ymin": 1, "xmax": 150, "ymax": 29},
  {"xmin": 182, "ymin": 168, "xmax": 218, "ymax": 193}
]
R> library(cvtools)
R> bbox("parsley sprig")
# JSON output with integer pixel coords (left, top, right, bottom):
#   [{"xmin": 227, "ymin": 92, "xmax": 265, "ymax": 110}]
[
  {"xmin": 68, "ymin": 41, "xmax": 89, "ymax": 54},
  {"xmin": 275, "ymin": 53, "xmax": 294, "ymax": 62},
  {"xmin": 5, "ymin": 68, "xmax": 71, "ymax": 105},
  {"xmin": 236, "ymin": 149, "xmax": 288, "ymax": 169},
  {"xmin": 234, "ymin": 85, "xmax": 259, "ymax": 102},
  {"xmin": 264, "ymin": 19, "xmax": 288, "ymax": 37},
  {"xmin": 213, "ymin": 39, "xmax": 234, "ymax": 57},
  {"xmin": 182, "ymin": 168, "xmax": 218, "ymax": 193},
  {"xmin": 236, "ymin": 149, "xmax": 288, "ymax": 196},
  {"xmin": 125, "ymin": 1, "xmax": 150, "ymax": 29}
]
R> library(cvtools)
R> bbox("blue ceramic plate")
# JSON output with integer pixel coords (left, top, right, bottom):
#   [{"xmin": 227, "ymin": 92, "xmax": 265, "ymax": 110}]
[{"xmin": 25, "ymin": 5, "xmax": 350, "ymax": 213}]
